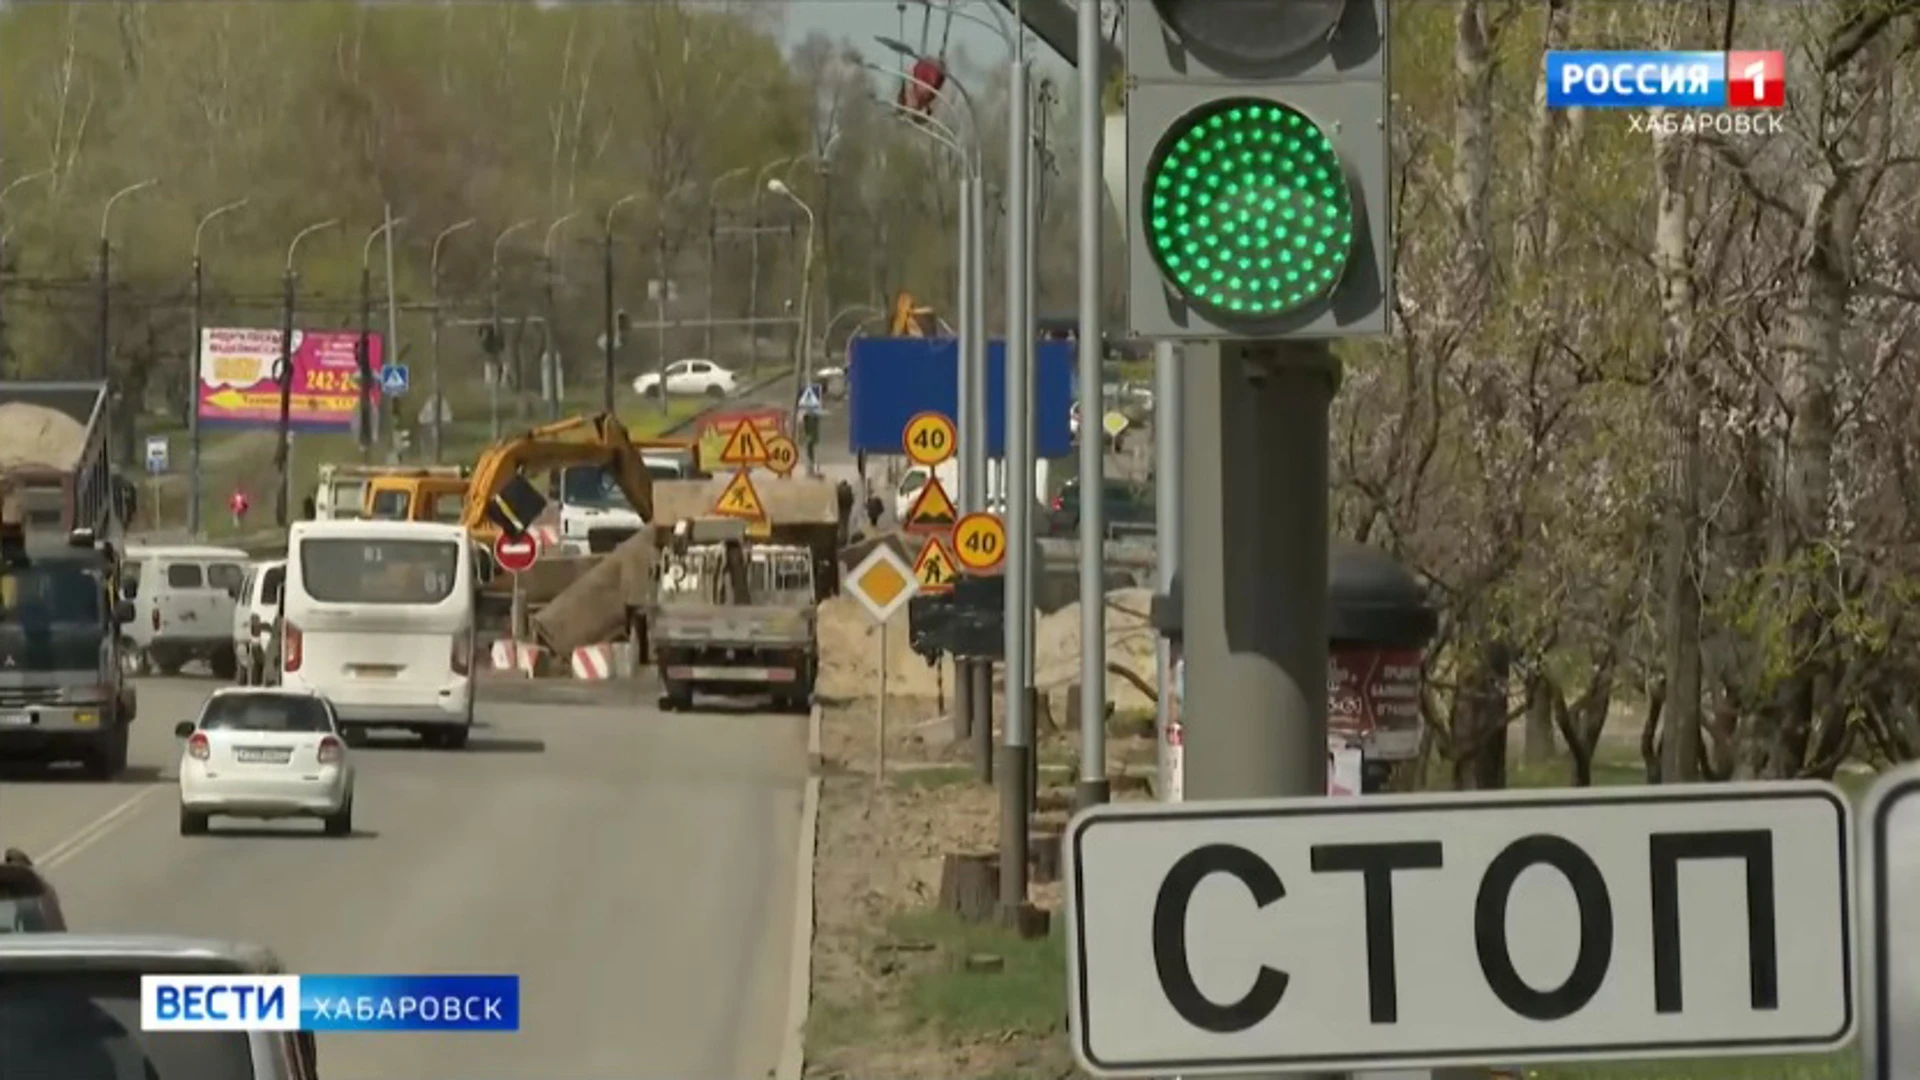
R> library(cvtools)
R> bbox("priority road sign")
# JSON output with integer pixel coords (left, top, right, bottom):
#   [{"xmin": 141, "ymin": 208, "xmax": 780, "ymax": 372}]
[
  {"xmin": 846, "ymin": 543, "xmax": 918, "ymax": 624},
  {"xmin": 381, "ymin": 364, "xmax": 409, "ymax": 394},
  {"xmin": 1863, "ymin": 762, "xmax": 1920, "ymax": 1079},
  {"xmin": 951, "ymin": 512, "xmax": 1007, "ymax": 572},
  {"xmin": 493, "ymin": 532, "xmax": 539, "ymax": 574},
  {"xmin": 1065, "ymin": 784, "xmax": 1854, "ymax": 1077},
  {"xmin": 902, "ymin": 411, "xmax": 956, "ymax": 467}
]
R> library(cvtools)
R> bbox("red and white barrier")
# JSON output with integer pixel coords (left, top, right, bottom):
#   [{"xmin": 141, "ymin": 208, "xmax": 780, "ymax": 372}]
[
  {"xmin": 571, "ymin": 644, "xmax": 614, "ymax": 680},
  {"xmin": 488, "ymin": 639, "xmax": 543, "ymax": 676},
  {"xmin": 529, "ymin": 525, "xmax": 562, "ymax": 551}
]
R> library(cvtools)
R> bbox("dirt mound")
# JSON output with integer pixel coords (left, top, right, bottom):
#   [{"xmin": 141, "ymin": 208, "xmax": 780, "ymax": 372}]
[
  {"xmin": 0, "ymin": 404, "xmax": 86, "ymax": 471},
  {"xmin": 816, "ymin": 586, "xmax": 1161, "ymax": 708}
]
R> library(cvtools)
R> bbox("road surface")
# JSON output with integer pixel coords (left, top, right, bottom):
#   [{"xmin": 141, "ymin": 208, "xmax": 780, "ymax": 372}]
[{"xmin": 2, "ymin": 675, "xmax": 809, "ymax": 1080}]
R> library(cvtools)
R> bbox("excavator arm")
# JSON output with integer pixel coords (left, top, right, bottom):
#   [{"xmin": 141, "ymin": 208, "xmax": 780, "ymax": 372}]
[{"xmin": 459, "ymin": 412, "xmax": 655, "ymax": 532}]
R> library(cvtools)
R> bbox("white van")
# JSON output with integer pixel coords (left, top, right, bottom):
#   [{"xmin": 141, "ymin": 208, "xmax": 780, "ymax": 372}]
[
  {"xmin": 281, "ymin": 520, "xmax": 476, "ymax": 749},
  {"xmin": 121, "ymin": 545, "xmax": 251, "ymax": 679},
  {"xmin": 229, "ymin": 559, "xmax": 286, "ymax": 685}
]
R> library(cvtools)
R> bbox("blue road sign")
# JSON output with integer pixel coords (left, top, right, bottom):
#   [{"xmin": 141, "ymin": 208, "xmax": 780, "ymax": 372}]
[
  {"xmin": 846, "ymin": 338, "xmax": 1074, "ymax": 457},
  {"xmin": 381, "ymin": 365, "xmax": 409, "ymax": 394},
  {"xmin": 797, "ymin": 383, "xmax": 824, "ymax": 413}
]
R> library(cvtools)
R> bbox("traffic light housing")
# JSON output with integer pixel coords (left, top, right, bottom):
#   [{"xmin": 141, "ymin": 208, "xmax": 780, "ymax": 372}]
[{"xmin": 1125, "ymin": 0, "xmax": 1390, "ymax": 340}]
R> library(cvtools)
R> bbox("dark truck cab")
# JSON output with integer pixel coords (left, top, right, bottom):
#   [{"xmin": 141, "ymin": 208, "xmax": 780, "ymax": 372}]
[{"xmin": 0, "ymin": 526, "xmax": 137, "ymax": 778}]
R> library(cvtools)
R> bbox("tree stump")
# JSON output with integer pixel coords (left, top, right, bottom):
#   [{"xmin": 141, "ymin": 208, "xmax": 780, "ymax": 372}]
[
  {"xmin": 938, "ymin": 852, "xmax": 1000, "ymax": 925},
  {"xmin": 1029, "ymin": 830, "xmax": 1064, "ymax": 884}
]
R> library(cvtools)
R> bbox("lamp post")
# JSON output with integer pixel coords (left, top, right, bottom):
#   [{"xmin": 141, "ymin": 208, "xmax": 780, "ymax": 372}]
[
  {"xmin": 603, "ymin": 192, "xmax": 645, "ymax": 414},
  {"xmin": 543, "ymin": 212, "xmax": 581, "ymax": 420},
  {"xmin": 275, "ymin": 218, "xmax": 340, "ymax": 527},
  {"xmin": 819, "ymin": 304, "xmax": 882, "ymax": 359},
  {"xmin": 429, "ymin": 219, "xmax": 475, "ymax": 462},
  {"xmin": 489, "ymin": 219, "xmax": 535, "ymax": 438},
  {"xmin": 0, "ymin": 169, "xmax": 52, "ymax": 371},
  {"xmin": 188, "ymin": 197, "xmax": 248, "ymax": 536},
  {"xmin": 767, "ymin": 179, "xmax": 818, "ymax": 435},
  {"xmin": 706, "ymin": 166, "xmax": 751, "ymax": 359},
  {"xmin": 98, "ymin": 179, "xmax": 157, "ymax": 389},
  {"xmin": 359, "ymin": 217, "xmax": 407, "ymax": 457}
]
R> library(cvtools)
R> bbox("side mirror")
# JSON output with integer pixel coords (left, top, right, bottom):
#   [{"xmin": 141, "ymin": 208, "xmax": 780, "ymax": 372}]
[
  {"xmin": 173, "ymin": 721, "xmax": 195, "ymax": 738},
  {"xmin": 113, "ymin": 601, "xmax": 134, "ymax": 624}
]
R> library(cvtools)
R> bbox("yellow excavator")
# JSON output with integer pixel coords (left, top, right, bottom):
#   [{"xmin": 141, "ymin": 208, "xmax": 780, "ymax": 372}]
[
  {"xmin": 888, "ymin": 290, "xmax": 941, "ymax": 337},
  {"xmin": 461, "ymin": 412, "xmax": 655, "ymax": 553}
]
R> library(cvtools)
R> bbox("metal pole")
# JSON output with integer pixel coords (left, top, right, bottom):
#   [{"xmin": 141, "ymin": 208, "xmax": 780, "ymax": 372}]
[
  {"xmin": 998, "ymin": 42, "xmax": 1032, "ymax": 920},
  {"xmin": 95, "ymin": 237, "xmax": 110, "ymax": 379},
  {"xmin": 967, "ymin": 173, "xmax": 993, "ymax": 774},
  {"xmin": 1154, "ymin": 340, "xmax": 1182, "ymax": 803},
  {"xmin": 655, "ymin": 227, "xmax": 669, "ymax": 412},
  {"xmin": 1076, "ymin": 0, "xmax": 1108, "ymax": 809},
  {"xmin": 490, "ymin": 219, "xmax": 535, "ymax": 440},
  {"xmin": 278, "ymin": 219, "xmax": 338, "ymax": 528},
  {"xmin": 1182, "ymin": 341, "xmax": 1342, "ymax": 1080},
  {"xmin": 358, "ymin": 260, "xmax": 375, "ymax": 458},
  {"xmin": 953, "ymin": 173, "xmax": 976, "ymax": 745},
  {"xmin": 545, "ymin": 212, "xmax": 580, "ymax": 421},
  {"xmin": 188, "ymin": 198, "xmax": 247, "ymax": 537},
  {"xmin": 603, "ymin": 230, "xmax": 617, "ymax": 413},
  {"xmin": 381, "ymin": 203, "xmax": 399, "ymax": 446}
]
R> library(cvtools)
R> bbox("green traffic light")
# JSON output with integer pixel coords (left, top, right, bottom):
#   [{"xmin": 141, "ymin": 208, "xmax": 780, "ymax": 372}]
[{"xmin": 1144, "ymin": 97, "xmax": 1355, "ymax": 318}]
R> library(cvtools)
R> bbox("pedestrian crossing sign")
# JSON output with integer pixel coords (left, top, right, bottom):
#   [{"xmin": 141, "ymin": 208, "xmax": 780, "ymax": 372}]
[
  {"xmin": 380, "ymin": 365, "xmax": 409, "ymax": 394},
  {"xmin": 797, "ymin": 383, "xmax": 824, "ymax": 413}
]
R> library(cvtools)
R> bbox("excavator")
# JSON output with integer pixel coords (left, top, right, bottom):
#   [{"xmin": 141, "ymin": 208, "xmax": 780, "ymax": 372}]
[
  {"xmin": 887, "ymin": 290, "xmax": 943, "ymax": 337},
  {"xmin": 458, "ymin": 412, "xmax": 654, "ymax": 555}
]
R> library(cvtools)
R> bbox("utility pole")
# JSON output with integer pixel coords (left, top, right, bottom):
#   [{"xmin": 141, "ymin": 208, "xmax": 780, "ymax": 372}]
[
  {"xmin": 382, "ymin": 202, "xmax": 400, "ymax": 447},
  {"xmin": 429, "ymin": 219, "xmax": 475, "ymax": 463},
  {"xmin": 189, "ymin": 198, "xmax": 247, "ymax": 537},
  {"xmin": 544, "ymin": 212, "xmax": 580, "ymax": 420},
  {"xmin": 490, "ymin": 219, "xmax": 535, "ymax": 440},
  {"xmin": 604, "ymin": 192, "xmax": 643, "ymax": 415},
  {"xmin": 359, "ymin": 215, "xmax": 406, "ymax": 459},
  {"xmin": 998, "ymin": 33, "xmax": 1034, "ymax": 924},
  {"xmin": 277, "ymin": 219, "xmax": 339, "ymax": 528}
]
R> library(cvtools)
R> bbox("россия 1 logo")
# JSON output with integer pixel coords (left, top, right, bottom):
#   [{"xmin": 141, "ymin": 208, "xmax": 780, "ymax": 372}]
[{"xmin": 1545, "ymin": 50, "xmax": 1784, "ymax": 135}]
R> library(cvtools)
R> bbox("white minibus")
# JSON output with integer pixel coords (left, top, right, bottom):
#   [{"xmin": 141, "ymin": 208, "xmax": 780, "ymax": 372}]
[{"xmin": 280, "ymin": 519, "xmax": 476, "ymax": 749}]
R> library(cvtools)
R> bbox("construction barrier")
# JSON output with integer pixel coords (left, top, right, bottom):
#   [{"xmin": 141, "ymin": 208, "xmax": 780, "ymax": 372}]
[
  {"xmin": 488, "ymin": 639, "xmax": 543, "ymax": 676},
  {"xmin": 569, "ymin": 642, "xmax": 638, "ymax": 680}
]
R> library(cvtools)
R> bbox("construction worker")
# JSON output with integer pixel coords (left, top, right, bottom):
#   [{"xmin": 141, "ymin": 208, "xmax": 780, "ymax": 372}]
[{"xmin": 800, "ymin": 410, "xmax": 821, "ymax": 474}]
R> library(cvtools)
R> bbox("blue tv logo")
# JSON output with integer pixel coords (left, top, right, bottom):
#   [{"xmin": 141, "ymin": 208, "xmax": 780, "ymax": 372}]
[
  {"xmin": 142, "ymin": 975, "xmax": 300, "ymax": 1031},
  {"xmin": 1546, "ymin": 51, "xmax": 1726, "ymax": 108}
]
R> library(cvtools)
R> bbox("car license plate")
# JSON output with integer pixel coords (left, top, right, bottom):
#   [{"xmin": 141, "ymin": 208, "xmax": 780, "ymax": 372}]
[
  {"xmin": 349, "ymin": 665, "xmax": 399, "ymax": 679},
  {"xmin": 235, "ymin": 748, "xmax": 291, "ymax": 764},
  {"xmin": 0, "ymin": 713, "xmax": 28, "ymax": 727}
]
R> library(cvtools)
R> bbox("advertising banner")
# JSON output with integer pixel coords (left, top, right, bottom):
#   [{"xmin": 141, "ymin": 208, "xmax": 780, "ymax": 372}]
[{"xmin": 198, "ymin": 327, "xmax": 383, "ymax": 430}]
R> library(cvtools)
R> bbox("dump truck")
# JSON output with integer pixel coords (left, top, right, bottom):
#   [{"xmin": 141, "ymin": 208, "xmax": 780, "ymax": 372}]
[
  {"xmin": 0, "ymin": 381, "xmax": 123, "ymax": 540},
  {"xmin": 649, "ymin": 518, "xmax": 818, "ymax": 713},
  {"xmin": 530, "ymin": 473, "xmax": 844, "ymax": 662},
  {"xmin": 314, "ymin": 463, "xmax": 470, "ymax": 522}
]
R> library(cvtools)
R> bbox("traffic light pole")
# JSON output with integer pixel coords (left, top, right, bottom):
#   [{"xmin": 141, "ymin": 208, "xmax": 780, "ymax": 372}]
[{"xmin": 1074, "ymin": 0, "xmax": 1108, "ymax": 809}]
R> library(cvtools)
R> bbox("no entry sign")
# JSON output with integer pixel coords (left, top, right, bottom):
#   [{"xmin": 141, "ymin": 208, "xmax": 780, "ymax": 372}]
[{"xmin": 493, "ymin": 533, "xmax": 539, "ymax": 574}]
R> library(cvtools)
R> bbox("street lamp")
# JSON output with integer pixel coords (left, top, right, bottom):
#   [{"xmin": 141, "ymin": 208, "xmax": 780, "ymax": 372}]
[
  {"xmin": 97, "ymin": 178, "xmax": 157, "ymax": 380},
  {"xmin": 429, "ymin": 219, "xmax": 476, "ymax": 461},
  {"xmin": 489, "ymin": 219, "xmax": 536, "ymax": 437},
  {"xmin": 820, "ymin": 304, "xmax": 882, "ymax": 359},
  {"xmin": 542, "ymin": 212, "xmax": 581, "ymax": 419},
  {"xmin": 705, "ymin": 167, "xmax": 752, "ymax": 358},
  {"xmin": 357, "ymin": 217, "xmax": 407, "ymax": 454},
  {"xmin": 603, "ymin": 192, "xmax": 646, "ymax": 414},
  {"xmin": 275, "ymin": 218, "xmax": 340, "ymax": 527},
  {"xmin": 188, "ymin": 197, "xmax": 248, "ymax": 535},
  {"xmin": 767, "ymin": 179, "xmax": 818, "ymax": 432}
]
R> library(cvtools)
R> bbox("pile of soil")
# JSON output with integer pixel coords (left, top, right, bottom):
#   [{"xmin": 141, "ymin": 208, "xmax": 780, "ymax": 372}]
[
  {"xmin": 816, "ymin": 587, "xmax": 1161, "ymax": 708},
  {"xmin": 0, "ymin": 404, "xmax": 86, "ymax": 470}
]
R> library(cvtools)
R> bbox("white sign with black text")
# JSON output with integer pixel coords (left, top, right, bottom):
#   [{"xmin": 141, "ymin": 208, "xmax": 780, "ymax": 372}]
[
  {"xmin": 1065, "ymin": 784, "xmax": 1855, "ymax": 1077},
  {"xmin": 1863, "ymin": 762, "xmax": 1920, "ymax": 1080}
]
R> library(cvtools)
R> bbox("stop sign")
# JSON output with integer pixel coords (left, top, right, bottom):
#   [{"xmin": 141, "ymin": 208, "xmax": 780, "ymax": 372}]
[{"xmin": 493, "ymin": 533, "xmax": 539, "ymax": 574}]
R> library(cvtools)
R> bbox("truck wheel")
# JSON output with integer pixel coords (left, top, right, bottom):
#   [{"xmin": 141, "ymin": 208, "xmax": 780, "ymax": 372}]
[
  {"xmin": 86, "ymin": 728, "xmax": 129, "ymax": 781},
  {"xmin": 210, "ymin": 648, "xmax": 238, "ymax": 681}
]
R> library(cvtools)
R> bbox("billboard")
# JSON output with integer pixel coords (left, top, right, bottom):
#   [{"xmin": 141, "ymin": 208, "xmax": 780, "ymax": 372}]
[
  {"xmin": 198, "ymin": 327, "xmax": 383, "ymax": 431},
  {"xmin": 845, "ymin": 337, "xmax": 1075, "ymax": 457}
]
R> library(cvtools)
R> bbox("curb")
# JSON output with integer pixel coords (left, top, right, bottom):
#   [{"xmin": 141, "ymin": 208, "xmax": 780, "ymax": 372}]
[{"xmin": 775, "ymin": 704, "xmax": 825, "ymax": 1080}]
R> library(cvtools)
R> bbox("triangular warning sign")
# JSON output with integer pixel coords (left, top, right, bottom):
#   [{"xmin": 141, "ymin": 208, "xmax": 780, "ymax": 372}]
[
  {"xmin": 718, "ymin": 421, "xmax": 770, "ymax": 466},
  {"xmin": 903, "ymin": 475, "xmax": 957, "ymax": 533},
  {"xmin": 711, "ymin": 469, "xmax": 767, "ymax": 520},
  {"xmin": 912, "ymin": 536, "xmax": 957, "ymax": 593}
]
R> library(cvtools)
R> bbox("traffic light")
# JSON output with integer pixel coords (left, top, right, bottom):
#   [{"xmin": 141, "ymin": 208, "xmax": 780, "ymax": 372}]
[{"xmin": 1124, "ymin": 0, "xmax": 1390, "ymax": 340}]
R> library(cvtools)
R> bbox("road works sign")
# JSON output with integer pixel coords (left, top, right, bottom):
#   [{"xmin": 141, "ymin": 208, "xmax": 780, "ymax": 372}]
[{"xmin": 1065, "ymin": 784, "xmax": 1854, "ymax": 1077}]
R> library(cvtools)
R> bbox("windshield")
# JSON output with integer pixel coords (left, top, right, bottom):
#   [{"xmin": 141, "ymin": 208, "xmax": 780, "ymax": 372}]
[
  {"xmin": 367, "ymin": 489, "xmax": 411, "ymax": 520},
  {"xmin": 259, "ymin": 566, "xmax": 284, "ymax": 606},
  {"xmin": 0, "ymin": 563, "xmax": 104, "ymax": 625},
  {"xmin": 199, "ymin": 692, "xmax": 332, "ymax": 733},
  {"xmin": 0, "ymin": 971, "xmax": 255, "ymax": 1080},
  {"xmin": 298, "ymin": 537, "xmax": 459, "ymax": 605},
  {"xmin": 328, "ymin": 480, "xmax": 366, "ymax": 517},
  {"xmin": 561, "ymin": 466, "xmax": 628, "ymax": 510}
]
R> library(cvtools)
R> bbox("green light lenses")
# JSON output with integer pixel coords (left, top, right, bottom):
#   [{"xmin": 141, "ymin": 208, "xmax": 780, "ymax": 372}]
[{"xmin": 1144, "ymin": 98, "xmax": 1355, "ymax": 318}]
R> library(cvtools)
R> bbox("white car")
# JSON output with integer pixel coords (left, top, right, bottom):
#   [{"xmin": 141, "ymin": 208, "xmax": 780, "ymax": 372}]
[
  {"xmin": 230, "ymin": 559, "xmax": 286, "ymax": 686},
  {"xmin": 631, "ymin": 358, "xmax": 738, "ymax": 400},
  {"xmin": 175, "ymin": 687, "xmax": 355, "ymax": 837}
]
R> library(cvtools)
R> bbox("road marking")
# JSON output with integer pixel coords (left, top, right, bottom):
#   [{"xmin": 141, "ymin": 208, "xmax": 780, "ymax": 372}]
[{"xmin": 38, "ymin": 787, "xmax": 161, "ymax": 869}]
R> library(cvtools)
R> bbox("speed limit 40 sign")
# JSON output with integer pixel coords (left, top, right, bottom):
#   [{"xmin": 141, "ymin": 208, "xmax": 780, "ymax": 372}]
[
  {"xmin": 951, "ymin": 512, "xmax": 1007, "ymax": 572},
  {"xmin": 903, "ymin": 412, "xmax": 956, "ymax": 467}
]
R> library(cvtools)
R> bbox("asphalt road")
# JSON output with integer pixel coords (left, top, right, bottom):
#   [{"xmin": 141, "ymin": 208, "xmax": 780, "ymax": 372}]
[{"xmin": 2, "ymin": 675, "xmax": 809, "ymax": 1080}]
